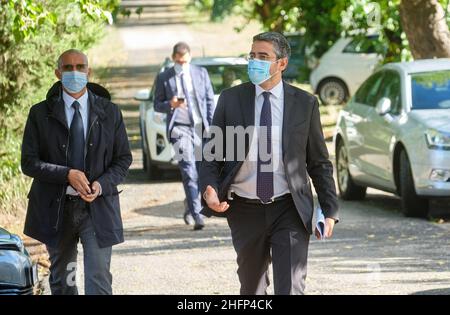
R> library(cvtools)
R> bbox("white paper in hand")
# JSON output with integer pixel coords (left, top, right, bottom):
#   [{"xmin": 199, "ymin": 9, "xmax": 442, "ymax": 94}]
[{"xmin": 315, "ymin": 206, "xmax": 326, "ymax": 241}]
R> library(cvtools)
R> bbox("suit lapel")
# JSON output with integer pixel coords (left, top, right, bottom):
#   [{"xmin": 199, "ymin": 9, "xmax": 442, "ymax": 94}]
[
  {"xmin": 239, "ymin": 82, "xmax": 255, "ymax": 129},
  {"xmin": 282, "ymin": 81, "xmax": 302, "ymax": 155},
  {"xmin": 238, "ymin": 82, "xmax": 255, "ymax": 157},
  {"xmin": 190, "ymin": 65, "xmax": 200, "ymax": 102},
  {"xmin": 168, "ymin": 67, "xmax": 177, "ymax": 96}
]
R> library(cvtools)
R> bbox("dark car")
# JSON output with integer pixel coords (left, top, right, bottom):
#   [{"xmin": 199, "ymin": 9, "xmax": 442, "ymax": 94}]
[
  {"xmin": 283, "ymin": 32, "xmax": 310, "ymax": 82},
  {"xmin": 0, "ymin": 227, "xmax": 38, "ymax": 295}
]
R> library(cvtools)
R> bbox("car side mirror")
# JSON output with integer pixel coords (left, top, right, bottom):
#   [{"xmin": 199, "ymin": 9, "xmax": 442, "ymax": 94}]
[
  {"xmin": 134, "ymin": 89, "xmax": 151, "ymax": 101},
  {"xmin": 375, "ymin": 97, "xmax": 391, "ymax": 116}
]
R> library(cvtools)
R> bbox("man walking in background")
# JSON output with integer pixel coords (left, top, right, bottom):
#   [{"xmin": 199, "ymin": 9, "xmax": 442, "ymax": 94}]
[
  {"xmin": 200, "ymin": 32, "xmax": 339, "ymax": 294},
  {"xmin": 154, "ymin": 42, "xmax": 215, "ymax": 230},
  {"xmin": 21, "ymin": 49, "xmax": 132, "ymax": 294}
]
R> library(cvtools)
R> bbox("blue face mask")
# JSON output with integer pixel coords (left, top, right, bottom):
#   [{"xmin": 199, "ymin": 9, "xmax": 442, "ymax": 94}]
[
  {"xmin": 247, "ymin": 59, "xmax": 278, "ymax": 85},
  {"xmin": 61, "ymin": 71, "xmax": 88, "ymax": 94}
]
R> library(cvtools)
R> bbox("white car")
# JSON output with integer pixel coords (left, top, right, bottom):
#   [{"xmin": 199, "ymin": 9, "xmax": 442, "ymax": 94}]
[
  {"xmin": 310, "ymin": 35, "xmax": 382, "ymax": 105},
  {"xmin": 135, "ymin": 57, "xmax": 248, "ymax": 179},
  {"xmin": 334, "ymin": 59, "xmax": 450, "ymax": 217}
]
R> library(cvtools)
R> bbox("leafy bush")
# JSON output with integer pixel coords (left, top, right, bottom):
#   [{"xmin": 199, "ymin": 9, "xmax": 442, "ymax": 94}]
[{"xmin": 0, "ymin": 0, "xmax": 119, "ymax": 218}]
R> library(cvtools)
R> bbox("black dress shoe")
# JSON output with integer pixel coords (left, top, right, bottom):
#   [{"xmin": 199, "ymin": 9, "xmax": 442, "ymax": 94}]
[{"xmin": 183, "ymin": 211, "xmax": 194, "ymax": 225}]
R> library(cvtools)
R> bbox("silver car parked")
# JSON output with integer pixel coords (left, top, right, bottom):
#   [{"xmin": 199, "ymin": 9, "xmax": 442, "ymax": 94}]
[{"xmin": 334, "ymin": 59, "xmax": 450, "ymax": 217}]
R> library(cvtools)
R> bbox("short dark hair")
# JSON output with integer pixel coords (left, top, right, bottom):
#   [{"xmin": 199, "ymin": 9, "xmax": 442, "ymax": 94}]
[
  {"xmin": 172, "ymin": 42, "xmax": 190, "ymax": 56},
  {"xmin": 252, "ymin": 32, "xmax": 291, "ymax": 59}
]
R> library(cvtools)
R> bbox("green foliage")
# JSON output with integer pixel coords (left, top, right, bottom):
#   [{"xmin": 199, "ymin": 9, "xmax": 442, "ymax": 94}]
[
  {"xmin": 412, "ymin": 70, "xmax": 450, "ymax": 88},
  {"xmin": 193, "ymin": 0, "xmax": 444, "ymax": 64},
  {"xmin": 194, "ymin": 0, "xmax": 348, "ymax": 58},
  {"xmin": 293, "ymin": 1, "xmax": 349, "ymax": 62},
  {"xmin": 340, "ymin": 0, "xmax": 411, "ymax": 63},
  {"xmin": 0, "ymin": 0, "xmax": 118, "ymax": 216}
]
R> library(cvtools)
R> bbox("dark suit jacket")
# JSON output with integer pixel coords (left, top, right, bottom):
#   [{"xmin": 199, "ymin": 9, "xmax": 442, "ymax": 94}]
[
  {"xmin": 21, "ymin": 82, "xmax": 132, "ymax": 248},
  {"xmin": 199, "ymin": 81, "xmax": 339, "ymax": 234},
  {"xmin": 154, "ymin": 64, "xmax": 215, "ymax": 140}
]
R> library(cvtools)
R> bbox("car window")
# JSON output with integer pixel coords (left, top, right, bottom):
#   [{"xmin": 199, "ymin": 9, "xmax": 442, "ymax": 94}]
[
  {"xmin": 285, "ymin": 34, "xmax": 305, "ymax": 58},
  {"xmin": 411, "ymin": 70, "xmax": 450, "ymax": 109},
  {"xmin": 354, "ymin": 71, "xmax": 385, "ymax": 106},
  {"xmin": 203, "ymin": 65, "xmax": 248, "ymax": 93},
  {"xmin": 376, "ymin": 70, "xmax": 402, "ymax": 115},
  {"xmin": 343, "ymin": 36, "xmax": 377, "ymax": 54}
]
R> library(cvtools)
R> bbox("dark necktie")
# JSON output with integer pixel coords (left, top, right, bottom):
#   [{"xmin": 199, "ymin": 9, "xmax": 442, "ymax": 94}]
[
  {"xmin": 257, "ymin": 91, "xmax": 274, "ymax": 203},
  {"xmin": 180, "ymin": 72, "xmax": 194, "ymax": 126},
  {"xmin": 68, "ymin": 101, "xmax": 85, "ymax": 171}
]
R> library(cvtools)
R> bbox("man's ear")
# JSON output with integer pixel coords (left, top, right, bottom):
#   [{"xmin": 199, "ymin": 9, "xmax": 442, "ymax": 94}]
[
  {"xmin": 87, "ymin": 67, "xmax": 92, "ymax": 80},
  {"xmin": 280, "ymin": 58, "xmax": 288, "ymax": 72},
  {"xmin": 55, "ymin": 69, "xmax": 62, "ymax": 80}
]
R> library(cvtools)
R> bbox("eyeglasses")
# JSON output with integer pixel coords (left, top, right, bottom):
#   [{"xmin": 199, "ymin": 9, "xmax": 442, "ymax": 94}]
[
  {"xmin": 245, "ymin": 54, "xmax": 278, "ymax": 62},
  {"xmin": 61, "ymin": 64, "xmax": 88, "ymax": 71}
]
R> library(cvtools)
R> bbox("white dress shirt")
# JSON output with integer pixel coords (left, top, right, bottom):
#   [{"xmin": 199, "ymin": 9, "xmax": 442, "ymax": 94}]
[
  {"xmin": 63, "ymin": 90, "xmax": 89, "ymax": 139},
  {"xmin": 229, "ymin": 80, "xmax": 290, "ymax": 200},
  {"xmin": 173, "ymin": 64, "xmax": 202, "ymax": 126}
]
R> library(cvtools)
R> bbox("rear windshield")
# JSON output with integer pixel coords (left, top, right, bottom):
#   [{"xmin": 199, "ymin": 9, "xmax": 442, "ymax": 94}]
[{"xmin": 411, "ymin": 70, "xmax": 450, "ymax": 109}]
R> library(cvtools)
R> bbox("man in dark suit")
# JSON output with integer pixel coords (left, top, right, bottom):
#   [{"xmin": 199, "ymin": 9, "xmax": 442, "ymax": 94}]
[
  {"xmin": 200, "ymin": 32, "xmax": 339, "ymax": 295},
  {"xmin": 21, "ymin": 49, "xmax": 132, "ymax": 294},
  {"xmin": 154, "ymin": 42, "xmax": 215, "ymax": 230}
]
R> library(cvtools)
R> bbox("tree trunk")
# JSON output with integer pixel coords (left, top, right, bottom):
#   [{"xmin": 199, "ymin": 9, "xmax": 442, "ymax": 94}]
[
  {"xmin": 399, "ymin": 0, "xmax": 450, "ymax": 59},
  {"xmin": 254, "ymin": 0, "xmax": 284, "ymax": 32}
]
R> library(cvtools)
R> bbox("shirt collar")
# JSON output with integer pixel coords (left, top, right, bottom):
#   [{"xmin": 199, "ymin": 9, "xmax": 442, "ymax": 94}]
[
  {"xmin": 63, "ymin": 89, "xmax": 88, "ymax": 111},
  {"xmin": 255, "ymin": 80, "xmax": 283, "ymax": 99}
]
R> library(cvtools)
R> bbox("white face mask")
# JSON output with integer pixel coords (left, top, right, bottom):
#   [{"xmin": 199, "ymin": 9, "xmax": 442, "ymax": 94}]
[{"xmin": 174, "ymin": 63, "xmax": 189, "ymax": 73}]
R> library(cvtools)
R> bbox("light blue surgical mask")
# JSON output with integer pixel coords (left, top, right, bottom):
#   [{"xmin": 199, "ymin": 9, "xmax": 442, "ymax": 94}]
[
  {"xmin": 247, "ymin": 59, "xmax": 278, "ymax": 85},
  {"xmin": 174, "ymin": 62, "xmax": 190, "ymax": 73},
  {"xmin": 61, "ymin": 71, "xmax": 88, "ymax": 94}
]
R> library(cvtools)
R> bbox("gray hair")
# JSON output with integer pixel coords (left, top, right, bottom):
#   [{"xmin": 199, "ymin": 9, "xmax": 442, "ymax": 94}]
[
  {"xmin": 253, "ymin": 32, "xmax": 291, "ymax": 59},
  {"xmin": 57, "ymin": 49, "xmax": 88, "ymax": 69}
]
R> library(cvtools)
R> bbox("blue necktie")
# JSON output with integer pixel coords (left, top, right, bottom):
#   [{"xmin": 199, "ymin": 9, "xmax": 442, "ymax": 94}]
[
  {"xmin": 68, "ymin": 101, "xmax": 85, "ymax": 171},
  {"xmin": 180, "ymin": 72, "xmax": 194, "ymax": 126},
  {"xmin": 257, "ymin": 91, "xmax": 274, "ymax": 203}
]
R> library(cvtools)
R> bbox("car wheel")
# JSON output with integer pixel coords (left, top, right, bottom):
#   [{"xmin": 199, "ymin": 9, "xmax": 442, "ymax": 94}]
[
  {"xmin": 318, "ymin": 78, "xmax": 348, "ymax": 105},
  {"xmin": 144, "ymin": 147, "xmax": 162, "ymax": 180},
  {"xmin": 336, "ymin": 140, "xmax": 367, "ymax": 200},
  {"xmin": 399, "ymin": 150, "xmax": 428, "ymax": 217}
]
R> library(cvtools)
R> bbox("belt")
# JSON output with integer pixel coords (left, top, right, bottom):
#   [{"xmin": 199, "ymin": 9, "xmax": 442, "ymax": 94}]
[
  {"xmin": 173, "ymin": 122, "xmax": 193, "ymax": 127},
  {"xmin": 230, "ymin": 193, "xmax": 291, "ymax": 205},
  {"xmin": 65, "ymin": 195, "xmax": 82, "ymax": 202}
]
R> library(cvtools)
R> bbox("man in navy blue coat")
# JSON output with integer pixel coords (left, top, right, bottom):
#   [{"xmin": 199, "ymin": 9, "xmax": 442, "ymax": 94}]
[{"xmin": 21, "ymin": 49, "xmax": 132, "ymax": 294}]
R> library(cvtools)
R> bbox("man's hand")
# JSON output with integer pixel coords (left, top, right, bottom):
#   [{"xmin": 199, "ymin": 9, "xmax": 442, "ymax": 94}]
[
  {"xmin": 204, "ymin": 185, "xmax": 229, "ymax": 213},
  {"xmin": 315, "ymin": 218, "xmax": 336, "ymax": 240},
  {"xmin": 80, "ymin": 181, "xmax": 101, "ymax": 203},
  {"xmin": 170, "ymin": 96, "xmax": 186, "ymax": 109},
  {"xmin": 67, "ymin": 169, "xmax": 91, "ymax": 195}
]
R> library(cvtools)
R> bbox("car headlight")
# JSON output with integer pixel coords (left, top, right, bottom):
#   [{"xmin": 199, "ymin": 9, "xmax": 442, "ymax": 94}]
[
  {"xmin": 430, "ymin": 169, "xmax": 450, "ymax": 182},
  {"xmin": 153, "ymin": 112, "xmax": 167, "ymax": 125},
  {"xmin": 425, "ymin": 129, "xmax": 450, "ymax": 150}
]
